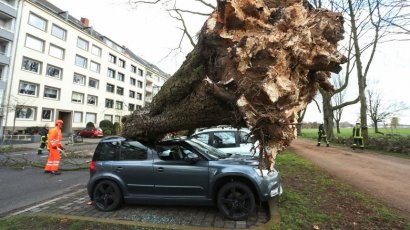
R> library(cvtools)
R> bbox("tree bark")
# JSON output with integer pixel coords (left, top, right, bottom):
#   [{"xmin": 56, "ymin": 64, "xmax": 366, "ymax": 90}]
[{"xmin": 123, "ymin": 0, "xmax": 346, "ymax": 169}]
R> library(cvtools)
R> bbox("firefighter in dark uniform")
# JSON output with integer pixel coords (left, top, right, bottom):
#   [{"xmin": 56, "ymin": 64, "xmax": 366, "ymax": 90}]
[
  {"xmin": 352, "ymin": 122, "xmax": 364, "ymax": 150},
  {"xmin": 317, "ymin": 123, "xmax": 329, "ymax": 147},
  {"xmin": 37, "ymin": 128, "xmax": 49, "ymax": 155}
]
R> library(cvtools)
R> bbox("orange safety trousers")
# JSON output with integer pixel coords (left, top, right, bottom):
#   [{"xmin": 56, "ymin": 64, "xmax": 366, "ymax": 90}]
[{"xmin": 44, "ymin": 148, "xmax": 60, "ymax": 171}]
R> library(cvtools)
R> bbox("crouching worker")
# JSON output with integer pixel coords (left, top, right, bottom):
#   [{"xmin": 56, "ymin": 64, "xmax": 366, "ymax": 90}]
[
  {"xmin": 44, "ymin": 120, "xmax": 65, "ymax": 175},
  {"xmin": 37, "ymin": 129, "xmax": 48, "ymax": 155}
]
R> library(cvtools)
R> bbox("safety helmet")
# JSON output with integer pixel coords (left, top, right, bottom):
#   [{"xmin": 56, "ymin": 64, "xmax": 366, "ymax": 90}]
[{"xmin": 56, "ymin": 119, "xmax": 64, "ymax": 125}]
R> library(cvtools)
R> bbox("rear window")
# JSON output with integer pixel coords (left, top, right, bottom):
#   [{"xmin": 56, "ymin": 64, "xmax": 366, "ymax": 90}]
[
  {"xmin": 119, "ymin": 141, "xmax": 148, "ymax": 161},
  {"xmin": 94, "ymin": 140, "xmax": 149, "ymax": 161},
  {"xmin": 93, "ymin": 141, "xmax": 120, "ymax": 161}
]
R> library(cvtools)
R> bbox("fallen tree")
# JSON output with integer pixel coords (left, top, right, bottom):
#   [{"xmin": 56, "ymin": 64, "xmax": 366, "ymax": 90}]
[{"xmin": 122, "ymin": 0, "xmax": 346, "ymax": 170}]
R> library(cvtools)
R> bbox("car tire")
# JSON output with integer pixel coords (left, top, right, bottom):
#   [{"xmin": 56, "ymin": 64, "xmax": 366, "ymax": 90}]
[
  {"xmin": 217, "ymin": 181, "xmax": 255, "ymax": 220},
  {"xmin": 93, "ymin": 180, "xmax": 122, "ymax": 211}
]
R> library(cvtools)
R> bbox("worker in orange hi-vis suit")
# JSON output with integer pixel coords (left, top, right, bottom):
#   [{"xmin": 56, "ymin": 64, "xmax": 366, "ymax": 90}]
[{"xmin": 44, "ymin": 120, "xmax": 65, "ymax": 175}]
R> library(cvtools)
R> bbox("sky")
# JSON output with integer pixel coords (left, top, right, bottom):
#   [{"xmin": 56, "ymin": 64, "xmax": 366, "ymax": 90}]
[{"xmin": 47, "ymin": 0, "xmax": 410, "ymax": 126}]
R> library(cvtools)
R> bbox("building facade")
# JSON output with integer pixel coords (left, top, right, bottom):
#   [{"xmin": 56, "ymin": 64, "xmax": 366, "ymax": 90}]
[{"xmin": 1, "ymin": 0, "xmax": 169, "ymax": 135}]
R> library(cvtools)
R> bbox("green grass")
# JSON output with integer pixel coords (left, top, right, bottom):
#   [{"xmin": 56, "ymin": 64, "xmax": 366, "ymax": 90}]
[
  {"xmin": 272, "ymin": 150, "xmax": 410, "ymax": 230},
  {"xmin": 300, "ymin": 127, "xmax": 410, "ymax": 139}
]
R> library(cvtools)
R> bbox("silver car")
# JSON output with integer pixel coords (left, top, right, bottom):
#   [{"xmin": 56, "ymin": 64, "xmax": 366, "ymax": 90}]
[
  {"xmin": 191, "ymin": 126, "xmax": 258, "ymax": 157},
  {"xmin": 87, "ymin": 136, "xmax": 282, "ymax": 220}
]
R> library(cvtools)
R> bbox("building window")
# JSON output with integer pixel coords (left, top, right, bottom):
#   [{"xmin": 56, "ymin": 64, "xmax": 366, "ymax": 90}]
[
  {"xmin": 104, "ymin": 114, "xmax": 113, "ymax": 122},
  {"xmin": 41, "ymin": 108, "xmax": 53, "ymax": 121},
  {"xmin": 49, "ymin": 44, "xmax": 65, "ymax": 59},
  {"xmin": 137, "ymin": 81, "xmax": 143, "ymax": 88},
  {"xmin": 16, "ymin": 107, "xmax": 36, "ymax": 120},
  {"xmin": 73, "ymin": 111, "xmax": 83, "ymax": 123},
  {"xmin": 136, "ymin": 105, "xmax": 142, "ymax": 110},
  {"xmin": 116, "ymin": 86, "xmax": 124, "ymax": 95},
  {"xmin": 129, "ymin": 90, "xmax": 135, "ymax": 98},
  {"xmin": 25, "ymin": 34, "xmax": 44, "ymax": 52},
  {"xmin": 106, "ymin": 83, "xmax": 114, "ymax": 93},
  {"xmin": 90, "ymin": 61, "xmax": 100, "ymax": 73},
  {"xmin": 105, "ymin": 99, "xmax": 113, "ymax": 108},
  {"xmin": 118, "ymin": 59, "xmax": 125, "ymax": 68},
  {"xmin": 22, "ymin": 57, "xmax": 41, "ymax": 74},
  {"xmin": 77, "ymin": 37, "xmax": 89, "ymax": 51},
  {"xmin": 115, "ymin": 101, "xmax": 123, "ymax": 110},
  {"xmin": 18, "ymin": 81, "xmax": 38, "ymax": 96},
  {"xmin": 73, "ymin": 73, "xmax": 86, "ymax": 85},
  {"xmin": 115, "ymin": 115, "xmax": 120, "ymax": 123},
  {"xmin": 137, "ymin": 93, "xmax": 142, "ymax": 100},
  {"xmin": 91, "ymin": 45, "xmax": 101, "ymax": 57},
  {"xmin": 117, "ymin": 72, "xmax": 125, "ymax": 81},
  {"xmin": 138, "ymin": 68, "xmax": 144, "ymax": 76},
  {"xmin": 75, "ymin": 55, "xmax": 87, "ymax": 68},
  {"xmin": 107, "ymin": 68, "xmax": 115, "ymax": 78},
  {"xmin": 89, "ymin": 78, "xmax": 99, "ymax": 89},
  {"xmin": 128, "ymin": 103, "xmax": 135, "ymax": 111},
  {"xmin": 71, "ymin": 92, "xmax": 84, "ymax": 104},
  {"xmin": 146, "ymin": 71, "xmax": 152, "ymax": 77},
  {"xmin": 43, "ymin": 86, "xmax": 60, "ymax": 99},
  {"xmin": 130, "ymin": 77, "xmax": 136, "ymax": 86},
  {"xmin": 46, "ymin": 65, "xmax": 62, "ymax": 79},
  {"xmin": 28, "ymin": 13, "xmax": 47, "ymax": 31},
  {"xmin": 131, "ymin": 65, "xmax": 137, "ymax": 73},
  {"xmin": 86, "ymin": 113, "xmax": 97, "ymax": 124},
  {"xmin": 51, "ymin": 24, "xmax": 66, "ymax": 40},
  {"xmin": 87, "ymin": 95, "xmax": 98, "ymax": 106},
  {"xmin": 108, "ymin": 53, "xmax": 116, "ymax": 64}
]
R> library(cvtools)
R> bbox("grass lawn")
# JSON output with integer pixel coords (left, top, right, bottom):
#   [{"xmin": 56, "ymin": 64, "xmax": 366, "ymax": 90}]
[
  {"xmin": 1, "ymin": 150, "xmax": 409, "ymax": 229},
  {"xmin": 300, "ymin": 127, "xmax": 410, "ymax": 140},
  {"xmin": 273, "ymin": 150, "xmax": 410, "ymax": 229}
]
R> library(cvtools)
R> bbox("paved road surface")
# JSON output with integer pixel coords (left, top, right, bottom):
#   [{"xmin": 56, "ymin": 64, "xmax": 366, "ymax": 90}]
[{"xmin": 289, "ymin": 138, "xmax": 410, "ymax": 219}]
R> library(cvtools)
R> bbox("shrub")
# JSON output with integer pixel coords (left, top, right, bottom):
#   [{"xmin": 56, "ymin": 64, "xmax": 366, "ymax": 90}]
[
  {"xmin": 24, "ymin": 126, "xmax": 42, "ymax": 135},
  {"xmin": 113, "ymin": 122, "xmax": 121, "ymax": 135},
  {"xmin": 99, "ymin": 120, "xmax": 114, "ymax": 136},
  {"xmin": 86, "ymin": 122, "xmax": 95, "ymax": 129}
]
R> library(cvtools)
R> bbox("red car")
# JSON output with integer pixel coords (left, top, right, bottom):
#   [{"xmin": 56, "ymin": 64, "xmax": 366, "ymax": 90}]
[{"xmin": 78, "ymin": 128, "xmax": 104, "ymax": 138}]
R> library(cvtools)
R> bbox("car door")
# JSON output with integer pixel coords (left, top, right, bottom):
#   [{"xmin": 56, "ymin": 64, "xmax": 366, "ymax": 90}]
[
  {"xmin": 112, "ymin": 140, "xmax": 154, "ymax": 196},
  {"xmin": 153, "ymin": 144, "xmax": 209, "ymax": 198}
]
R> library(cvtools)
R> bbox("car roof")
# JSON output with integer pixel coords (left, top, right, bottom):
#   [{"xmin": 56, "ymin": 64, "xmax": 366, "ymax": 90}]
[{"xmin": 193, "ymin": 126, "xmax": 250, "ymax": 135}]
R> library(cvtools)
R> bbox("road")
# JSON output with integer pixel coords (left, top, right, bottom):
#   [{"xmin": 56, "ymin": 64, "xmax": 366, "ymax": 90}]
[
  {"xmin": 288, "ymin": 138, "xmax": 410, "ymax": 219},
  {"xmin": 0, "ymin": 140, "xmax": 98, "ymax": 216}
]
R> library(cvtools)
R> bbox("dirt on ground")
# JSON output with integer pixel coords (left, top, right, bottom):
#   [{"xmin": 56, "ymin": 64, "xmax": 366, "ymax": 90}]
[{"xmin": 288, "ymin": 138, "xmax": 410, "ymax": 220}]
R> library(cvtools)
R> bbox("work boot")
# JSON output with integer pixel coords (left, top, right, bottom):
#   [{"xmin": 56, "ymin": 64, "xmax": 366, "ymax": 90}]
[
  {"xmin": 326, "ymin": 144, "xmax": 329, "ymax": 147},
  {"xmin": 317, "ymin": 143, "xmax": 320, "ymax": 146},
  {"xmin": 51, "ymin": 171, "xmax": 61, "ymax": 175}
]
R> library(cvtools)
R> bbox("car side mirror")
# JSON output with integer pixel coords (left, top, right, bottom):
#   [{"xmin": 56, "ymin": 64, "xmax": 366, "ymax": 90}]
[{"xmin": 185, "ymin": 153, "xmax": 200, "ymax": 163}]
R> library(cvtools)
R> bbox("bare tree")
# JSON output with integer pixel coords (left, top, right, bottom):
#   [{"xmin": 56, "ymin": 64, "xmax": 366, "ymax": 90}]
[
  {"xmin": 315, "ymin": 0, "xmax": 410, "ymax": 140},
  {"xmin": 367, "ymin": 89, "xmax": 409, "ymax": 134},
  {"xmin": 332, "ymin": 74, "xmax": 348, "ymax": 134}
]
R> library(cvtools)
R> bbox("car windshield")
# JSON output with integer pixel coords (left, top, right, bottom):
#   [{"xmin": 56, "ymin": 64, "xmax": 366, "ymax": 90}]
[{"xmin": 187, "ymin": 138, "xmax": 228, "ymax": 159}]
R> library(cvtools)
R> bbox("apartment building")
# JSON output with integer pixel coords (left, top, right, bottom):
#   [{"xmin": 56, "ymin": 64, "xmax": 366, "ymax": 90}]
[
  {"xmin": 0, "ymin": 0, "xmax": 18, "ymax": 136},
  {"xmin": 1, "ymin": 0, "xmax": 169, "ymax": 135}
]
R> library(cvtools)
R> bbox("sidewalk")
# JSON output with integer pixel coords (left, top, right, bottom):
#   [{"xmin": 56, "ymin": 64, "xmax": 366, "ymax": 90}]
[{"xmin": 10, "ymin": 187, "xmax": 277, "ymax": 229}]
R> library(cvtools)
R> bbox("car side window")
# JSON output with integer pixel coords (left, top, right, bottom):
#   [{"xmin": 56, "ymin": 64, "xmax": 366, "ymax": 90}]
[
  {"xmin": 94, "ymin": 141, "xmax": 120, "ymax": 161},
  {"xmin": 119, "ymin": 141, "xmax": 149, "ymax": 161},
  {"xmin": 157, "ymin": 146, "xmax": 184, "ymax": 161},
  {"xmin": 239, "ymin": 131, "xmax": 252, "ymax": 144},
  {"xmin": 192, "ymin": 133, "xmax": 210, "ymax": 144},
  {"xmin": 213, "ymin": 131, "xmax": 236, "ymax": 148}
]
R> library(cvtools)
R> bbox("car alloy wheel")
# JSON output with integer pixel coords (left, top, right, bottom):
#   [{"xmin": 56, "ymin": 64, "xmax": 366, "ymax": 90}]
[
  {"xmin": 93, "ymin": 180, "xmax": 122, "ymax": 211},
  {"xmin": 217, "ymin": 181, "xmax": 255, "ymax": 220}
]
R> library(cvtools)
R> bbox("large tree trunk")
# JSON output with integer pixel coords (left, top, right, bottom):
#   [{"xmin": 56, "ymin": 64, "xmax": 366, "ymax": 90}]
[{"xmin": 123, "ymin": 0, "xmax": 346, "ymax": 170}]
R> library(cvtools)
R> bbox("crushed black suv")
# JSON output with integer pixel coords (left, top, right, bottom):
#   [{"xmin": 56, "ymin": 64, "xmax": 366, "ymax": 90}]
[{"xmin": 87, "ymin": 136, "xmax": 282, "ymax": 220}]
